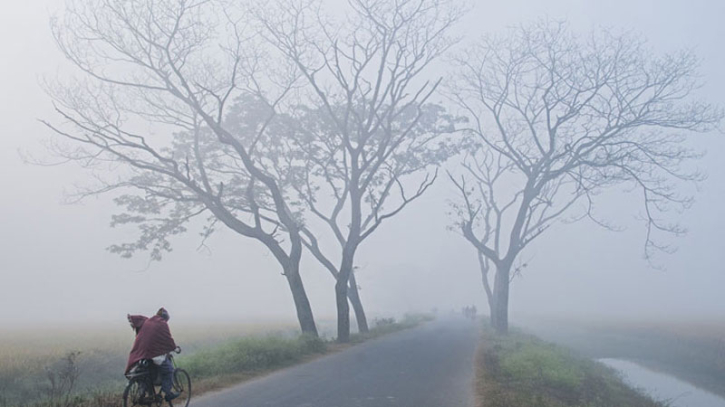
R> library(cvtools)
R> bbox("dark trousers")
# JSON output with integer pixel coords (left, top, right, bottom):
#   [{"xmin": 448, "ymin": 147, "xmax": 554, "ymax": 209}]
[{"xmin": 158, "ymin": 357, "xmax": 174, "ymax": 394}]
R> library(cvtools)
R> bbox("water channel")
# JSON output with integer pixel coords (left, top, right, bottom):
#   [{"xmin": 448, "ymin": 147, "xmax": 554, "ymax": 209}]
[{"xmin": 599, "ymin": 359, "xmax": 725, "ymax": 407}]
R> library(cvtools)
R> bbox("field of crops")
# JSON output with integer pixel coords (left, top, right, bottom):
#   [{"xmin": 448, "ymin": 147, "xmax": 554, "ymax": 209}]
[{"xmin": 0, "ymin": 320, "xmax": 300, "ymax": 406}]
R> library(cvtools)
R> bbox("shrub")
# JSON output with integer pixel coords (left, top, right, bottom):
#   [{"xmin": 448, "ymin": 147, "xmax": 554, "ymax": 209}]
[
  {"xmin": 373, "ymin": 318, "xmax": 396, "ymax": 328},
  {"xmin": 44, "ymin": 351, "xmax": 82, "ymax": 407},
  {"xmin": 499, "ymin": 342, "xmax": 583, "ymax": 391},
  {"xmin": 181, "ymin": 334, "xmax": 326, "ymax": 378}
]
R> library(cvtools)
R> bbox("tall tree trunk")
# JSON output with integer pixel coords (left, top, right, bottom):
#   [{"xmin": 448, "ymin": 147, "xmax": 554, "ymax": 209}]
[
  {"xmin": 348, "ymin": 271, "xmax": 368, "ymax": 333},
  {"xmin": 284, "ymin": 260, "xmax": 318, "ymax": 337},
  {"xmin": 336, "ymin": 247, "xmax": 356, "ymax": 343},
  {"xmin": 477, "ymin": 253, "xmax": 495, "ymax": 316},
  {"xmin": 338, "ymin": 166, "xmax": 362, "ymax": 343},
  {"xmin": 301, "ymin": 237, "xmax": 369, "ymax": 333},
  {"xmin": 335, "ymin": 278, "xmax": 350, "ymax": 343},
  {"xmin": 491, "ymin": 262, "xmax": 511, "ymax": 334}
]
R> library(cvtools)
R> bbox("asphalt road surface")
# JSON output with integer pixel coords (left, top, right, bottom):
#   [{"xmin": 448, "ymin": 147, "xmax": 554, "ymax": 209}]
[{"xmin": 192, "ymin": 317, "xmax": 479, "ymax": 407}]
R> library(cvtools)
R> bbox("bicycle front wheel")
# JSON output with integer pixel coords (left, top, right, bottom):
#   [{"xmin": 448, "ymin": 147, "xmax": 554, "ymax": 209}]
[{"xmin": 172, "ymin": 369, "xmax": 191, "ymax": 407}]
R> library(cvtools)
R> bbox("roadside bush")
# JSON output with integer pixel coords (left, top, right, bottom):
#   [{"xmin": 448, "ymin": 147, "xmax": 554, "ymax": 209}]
[
  {"xmin": 373, "ymin": 317, "xmax": 396, "ymax": 327},
  {"xmin": 44, "ymin": 351, "xmax": 82, "ymax": 407},
  {"xmin": 181, "ymin": 334, "xmax": 326, "ymax": 378}
]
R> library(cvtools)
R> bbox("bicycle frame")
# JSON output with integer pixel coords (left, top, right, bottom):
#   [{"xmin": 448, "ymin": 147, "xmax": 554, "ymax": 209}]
[{"xmin": 124, "ymin": 352, "xmax": 190, "ymax": 407}]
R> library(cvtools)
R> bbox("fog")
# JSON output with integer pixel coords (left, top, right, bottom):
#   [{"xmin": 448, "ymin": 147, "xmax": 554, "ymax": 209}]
[{"xmin": 1, "ymin": 0, "xmax": 723, "ymax": 329}]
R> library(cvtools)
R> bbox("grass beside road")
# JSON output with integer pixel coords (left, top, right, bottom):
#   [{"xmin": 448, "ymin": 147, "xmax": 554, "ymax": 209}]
[
  {"xmin": 521, "ymin": 318, "xmax": 725, "ymax": 399},
  {"xmin": 180, "ymin": 333, "xmax": 327, "ymax": 395},
  {"xmin": 187, "ymin": 313, "xmax": 434, "ymax": 395},
  {"xmin": 475, "ymin": 323, "xmax": 665, "ymax": 407}
]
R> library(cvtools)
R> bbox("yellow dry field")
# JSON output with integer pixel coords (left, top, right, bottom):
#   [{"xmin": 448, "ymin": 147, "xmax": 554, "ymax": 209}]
[
  {"xmin": 2, "ymin": 320, "xmax": 296, "ymax": 362},
  {"xmin": 0, "ymin": 320, "xmax": 299, "ymax": 398}
]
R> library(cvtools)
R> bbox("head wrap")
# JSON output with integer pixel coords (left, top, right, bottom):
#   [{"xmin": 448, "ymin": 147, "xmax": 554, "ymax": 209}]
[{"xmin": 156, "ymin": 307, "xmax": 170, "ymax": 321}]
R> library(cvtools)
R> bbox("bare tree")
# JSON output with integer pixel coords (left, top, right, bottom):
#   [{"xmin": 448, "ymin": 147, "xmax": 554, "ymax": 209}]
[
  {"xmin": 44, "ymin": 0, "xmax": 319, "ymax": 335},
  {"xmin": 255, "ymin": 0, "xmax": 463, "ymax": 342},
  {"xmin": 448, "ymin": 21, "xmax": 722, "ymax": 333},
  {"xmin": 290, "ymin": 101, "xmax": 458, "ymax": 337}
]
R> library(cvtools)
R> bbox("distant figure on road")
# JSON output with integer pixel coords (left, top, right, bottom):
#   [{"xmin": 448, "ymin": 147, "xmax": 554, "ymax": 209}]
[
  {"xmin": 125, "ymin": 308, "xmax": 179, "ymax": 402},
  {"xmin": 461, "ymin": 305, "xmax": 477, "ymax": 320}
]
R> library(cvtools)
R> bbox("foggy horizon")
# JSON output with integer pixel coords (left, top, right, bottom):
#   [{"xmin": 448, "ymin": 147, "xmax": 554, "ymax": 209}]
[{"xmin": 1, "ymin": 0, "xmax": 724, "ymax": 330}]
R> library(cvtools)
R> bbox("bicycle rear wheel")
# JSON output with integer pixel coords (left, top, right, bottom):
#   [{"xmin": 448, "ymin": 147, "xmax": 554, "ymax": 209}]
[
  {"xmin": 123, "ymin": 380, "xmax": 144, "ymax": 407},
  {"xmin": 171, "ymin": 369, "xmax": 191, "ymax": 407}
]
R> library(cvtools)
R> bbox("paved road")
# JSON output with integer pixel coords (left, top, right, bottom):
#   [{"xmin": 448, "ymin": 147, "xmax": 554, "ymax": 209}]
[{"xmin": 192, "ymin": 317, "xmax": 479, "ymax": 407}]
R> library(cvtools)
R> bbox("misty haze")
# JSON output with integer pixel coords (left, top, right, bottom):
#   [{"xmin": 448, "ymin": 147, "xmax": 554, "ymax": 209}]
[{"xmin": 1, "ymin": 1, "xmax": 724, "ymax": 406}]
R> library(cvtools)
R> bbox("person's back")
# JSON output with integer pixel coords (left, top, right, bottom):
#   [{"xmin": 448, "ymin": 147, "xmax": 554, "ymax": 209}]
[{"xmin": 126, "ymin": 308, "xmax": 179, "ymax": 401}]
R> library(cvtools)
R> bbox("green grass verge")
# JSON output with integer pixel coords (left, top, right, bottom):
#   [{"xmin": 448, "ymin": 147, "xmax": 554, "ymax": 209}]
[
  {"xmin": 523, "ymin": 319, "xmax": 725, "ymax": 399},
  {"xmin": 181, "ymin": 334, "xmax": 326, "ymax": 378},
  {"xmin": 476, "ymin": 323, "xmax": 665, "ymax": 407}
]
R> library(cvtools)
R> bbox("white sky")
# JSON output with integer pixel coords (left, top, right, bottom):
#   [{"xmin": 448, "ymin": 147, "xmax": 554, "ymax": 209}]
[{"xmin": 0, "ymin": 0, "xmax": 723, "ymax": 328}]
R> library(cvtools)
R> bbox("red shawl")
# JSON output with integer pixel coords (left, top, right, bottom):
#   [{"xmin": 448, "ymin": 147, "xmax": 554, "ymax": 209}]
[{"xmin": 125, "ymin": 315, "xmax": 177, "ymax": 373}]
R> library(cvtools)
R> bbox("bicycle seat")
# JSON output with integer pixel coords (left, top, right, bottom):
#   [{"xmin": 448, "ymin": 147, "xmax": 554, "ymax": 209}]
[{"xmin": 125, "ymin": 359, "xmax": 155, "ymax": 379}]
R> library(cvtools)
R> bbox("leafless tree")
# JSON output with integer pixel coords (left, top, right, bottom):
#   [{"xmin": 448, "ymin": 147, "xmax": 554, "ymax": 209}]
[
  {"xmin": 290, "ymin": 101, "xmax": 458, "ymax": 337},
  {"xmin": 43, "ymin": 0, "xmax": 320, "ymax": 335},
  {"xmin": 255, "ymin": 0, "xmax": 464, "ymax": 342},
  {"xmin": 447, "ymin": 21, "xmax": 722, "ymax": 333}
]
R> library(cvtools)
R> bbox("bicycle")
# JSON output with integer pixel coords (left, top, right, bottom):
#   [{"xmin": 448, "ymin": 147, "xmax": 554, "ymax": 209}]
[{"xmin": 123, "ymin": 348, "xmax": 191, "ymax": 407}]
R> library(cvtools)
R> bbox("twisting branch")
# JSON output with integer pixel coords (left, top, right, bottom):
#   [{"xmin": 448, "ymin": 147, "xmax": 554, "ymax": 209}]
[
  {"xmin": 254, "ymin": 0, "xmax": 465, "ymax": 341},
  {"xmin": 44, "ymin": 0, "xmax": 322, "ymax": 336}
]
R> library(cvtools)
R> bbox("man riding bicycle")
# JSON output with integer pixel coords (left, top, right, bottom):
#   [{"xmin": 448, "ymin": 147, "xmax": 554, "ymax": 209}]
[{"xmin": 125, "ymin": 308, "xmax": 180, "ymax": 402}]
